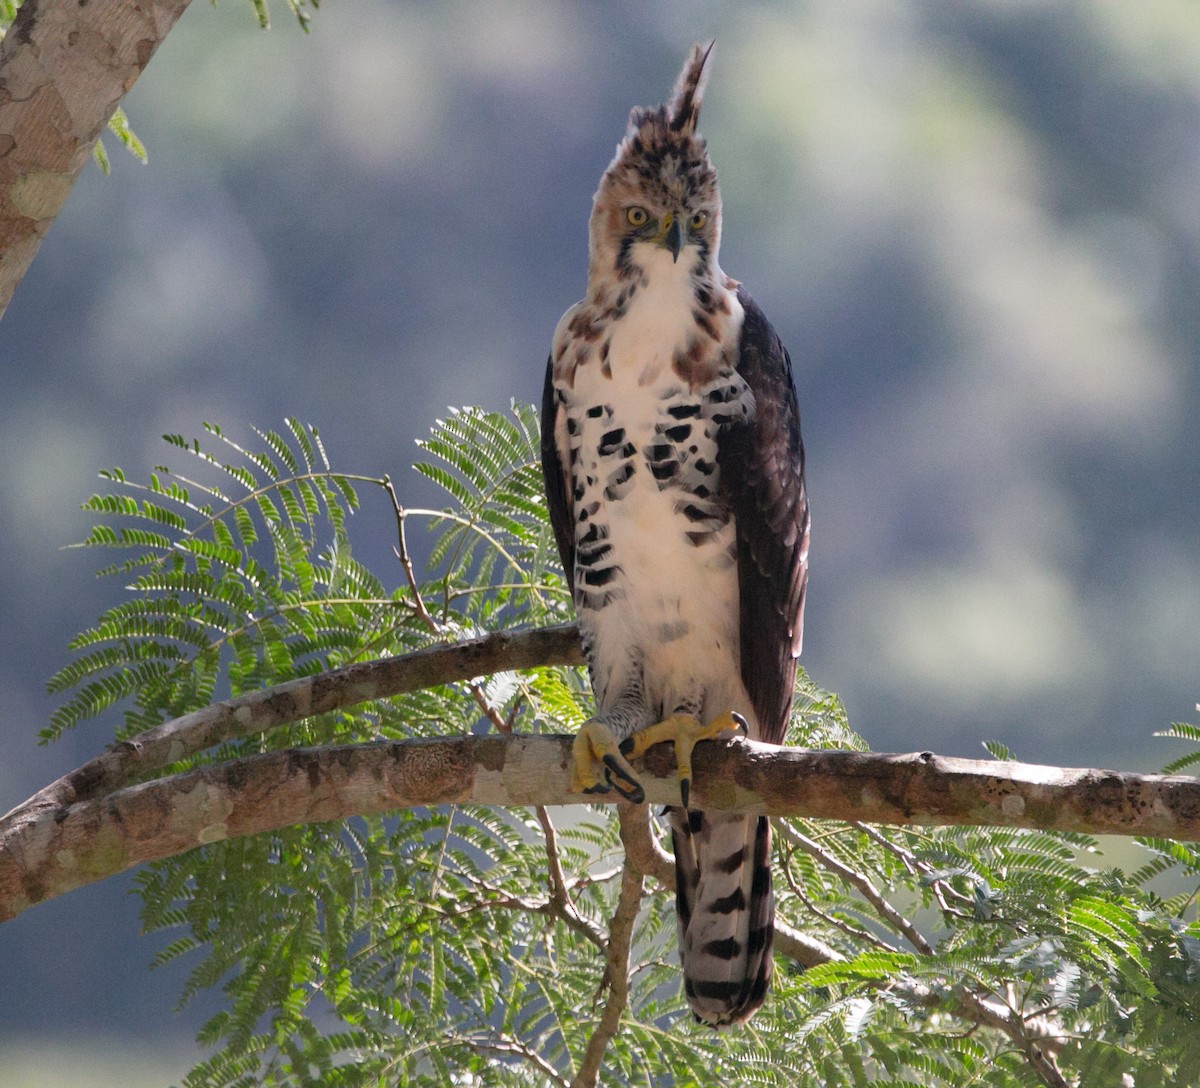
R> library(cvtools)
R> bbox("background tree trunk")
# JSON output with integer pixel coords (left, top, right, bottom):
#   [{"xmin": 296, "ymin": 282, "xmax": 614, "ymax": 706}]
[{"xmin": 0, "ymin": 0, "xmax": 192, "ymax": 318}]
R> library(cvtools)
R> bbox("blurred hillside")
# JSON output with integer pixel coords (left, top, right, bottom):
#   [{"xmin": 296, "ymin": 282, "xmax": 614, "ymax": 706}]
[{"xmin": 1, "ymin": 0, "xmax": 1198, "ymax": 1070}]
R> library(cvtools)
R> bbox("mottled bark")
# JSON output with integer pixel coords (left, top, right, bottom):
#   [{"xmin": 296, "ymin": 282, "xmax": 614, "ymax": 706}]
[
  {"xmin": 4, "ymin": 622, "xmax": 583, "ymax": 822},
  {"xmin": 0, "ymin": 0, "xmax": 192, "ymax": 318},
  {"xmin": 4, "ymin": 730, "xmax": 1200, "ymax": 925}
]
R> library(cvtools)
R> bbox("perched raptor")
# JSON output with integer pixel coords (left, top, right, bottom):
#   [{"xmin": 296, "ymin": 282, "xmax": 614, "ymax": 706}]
[{"xmin": 540, "ymin": 43, "xmax": 809, "ymax": 1026}]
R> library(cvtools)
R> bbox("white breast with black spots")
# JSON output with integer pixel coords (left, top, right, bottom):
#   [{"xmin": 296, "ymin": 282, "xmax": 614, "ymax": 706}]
[{"xmin": 565, "ymin": 258, "xmax": 758, "ymax": 733}]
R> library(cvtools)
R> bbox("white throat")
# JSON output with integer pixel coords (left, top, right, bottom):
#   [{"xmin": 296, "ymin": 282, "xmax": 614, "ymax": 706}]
[{"xmin": 603, "ymin": 245, "xmax": 709, "ymax": 377}]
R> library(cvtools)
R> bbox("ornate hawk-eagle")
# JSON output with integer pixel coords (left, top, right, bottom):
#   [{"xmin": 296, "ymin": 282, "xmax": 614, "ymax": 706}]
[{"xmin": 540, "ymin": 43, "xmax": 809, "ymax": 1026}]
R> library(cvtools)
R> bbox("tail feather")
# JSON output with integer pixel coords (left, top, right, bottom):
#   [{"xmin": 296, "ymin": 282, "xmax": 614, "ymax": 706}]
[{"xmin": 671, "ymin": 808, "xmax": 774, "ymax": 1026}]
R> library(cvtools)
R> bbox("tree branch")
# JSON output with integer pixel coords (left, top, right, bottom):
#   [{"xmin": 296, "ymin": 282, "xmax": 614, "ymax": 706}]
[
  {"xmin": 3, "ymin": 622, "xmax": 583, "ymax": 821},
  {"xmin": 776, "ymin": 820, "xmax": 933, "ymax": 955},
  {"xmin": 4, "ymin": 729, "xmax": 1200, "ymax": 925},
  {"xmin": 447, "ymin": 1034, "xmax": 571, "ymax": 1088},
  {"xmin": 0, "ymin": 620, "xmax": 1194, "ymax": 1088},
  {"xmin": 0, "ymin": 0, "xmax": 193, "ymax": 318},
  {"xmin": 571, "ymin": 813, "xmax": 645, "ymax": 1088},
  {"xmin": 615, "ymin": 802, "xmax": 675, "ymax": 888}
]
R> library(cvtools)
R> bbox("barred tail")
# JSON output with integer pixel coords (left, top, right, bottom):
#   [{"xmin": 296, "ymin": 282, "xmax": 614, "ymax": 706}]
[{"xmin": 671, "ymin": 808, "xmax": 774, "ymax": 1027}]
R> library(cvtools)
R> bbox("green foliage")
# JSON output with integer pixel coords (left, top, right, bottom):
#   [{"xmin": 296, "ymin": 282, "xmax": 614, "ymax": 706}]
[
  {"xmin": 47, "ymin": 419, "xmax": 377, "ymax": 745},
  {"xmin": 0, "ymin": 0, "xmax": 18, "ymax": 37},
  {"xmin": 52, "ymin": 408, "xmax": 1200, "ymax": 1087},
  {"xmin": 240, "ymin": 0, "xmax": 321, "ymax": 32},
  {"xmin": 93, "ymin": 107, "xmax": 148, "ymax": 176}
]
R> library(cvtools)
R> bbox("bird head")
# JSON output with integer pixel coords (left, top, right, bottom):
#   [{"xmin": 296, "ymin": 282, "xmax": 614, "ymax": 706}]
[{"xmin": 589, "ymin": 43, "xmax": 723, "ymax": 280}]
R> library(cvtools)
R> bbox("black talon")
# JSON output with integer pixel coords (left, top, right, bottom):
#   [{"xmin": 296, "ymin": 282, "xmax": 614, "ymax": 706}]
[
  {"xmin": 602, "ymin": 754, "xmax": 645, "ymax": 803},
  {"xmin": 730, "ymin": 712, "xmax": 749, "ymax": 736},
  {"xmin": 602, "ymin": 752, "xmax": 639, "ymax": 785},
  {"xmin": 680, "ymin": 776, "xmax": 690, "ymax": 810},
  {"xmin": 612, "ymin": 778, "xmax": 646, "ymax": 804},
  {"xmin": 583, "ymin": 782, "xmax": 612, "ymax": 796}
]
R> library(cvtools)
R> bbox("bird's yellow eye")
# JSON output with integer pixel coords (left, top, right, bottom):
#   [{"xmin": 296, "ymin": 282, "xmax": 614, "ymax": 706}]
[
  {"xmin": 690, "ymin": 211, "xmax": 708, "ymax": 230},
  {"xmin": 626, "ymin": 206, "xmax": 649, "ymax": 227}
]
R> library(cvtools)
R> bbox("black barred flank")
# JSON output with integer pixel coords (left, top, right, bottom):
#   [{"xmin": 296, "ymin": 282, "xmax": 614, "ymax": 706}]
[
  {"xmin": 582, "ymin": 565, "xmax": 618, "ymax": 587},
  {"xmin": 577, "ymin": 541, "xmax": 612, "ymax": 564},
  {"xmin": 598, "ymin": 427, "xmax": 626, "ymax": 452},
  {"xmin": 694, "ymin": 312, "xmax": 719, "ymax": 340},
  {"xmin": 577, "ymin": 522, "xmax": 607, "ymax": 546}
]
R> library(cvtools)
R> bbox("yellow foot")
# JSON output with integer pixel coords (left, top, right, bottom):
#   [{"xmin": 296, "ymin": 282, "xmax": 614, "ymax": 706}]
[
  {"xmin": 572, "ymin": 720, "xmax": 645, "ymax": 803},
  {"xmin": 619, "ymin": 710, "xmax": 748, "ymax": 809}
]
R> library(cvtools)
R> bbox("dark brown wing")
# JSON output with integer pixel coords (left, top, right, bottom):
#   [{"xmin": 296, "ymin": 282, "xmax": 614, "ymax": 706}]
[
  {"xmin": 540, "ymin": 357, "xmax": 576, "ymax": 599},
  {"xmin": 718, "ymin": 284, "xmax": 810, "ymax": 745}
]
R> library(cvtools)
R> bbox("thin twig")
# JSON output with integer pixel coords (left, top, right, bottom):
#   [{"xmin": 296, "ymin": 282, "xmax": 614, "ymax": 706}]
[
  {"xmin": 532, "ymin": 805, "xmax": 610, "ymax": 947},
  {"xmin": 447, "ymin": 1034, "xmax": 571, "ymax": 1088},
  {"xmin": 538, "ymin": 806, "xmax": 570, "ymax": 900},
  {"xmin": 571, "ymin": 808, "xmax": 646, "ymax": 1088},
  {"xmin": 776, "ymin": 821, "xmax": 935, "ymax": 956},
  {"xmin": 852, "ymin": 821, "xmax": 974, "ymax": 922},
  {"xmin": 778, "ymin": 835, "xmax": 899, "ymax": 952},
  {"xmin": 386, "ymin": 475, "xmax": 513, "ymax": 735},
  {"xmin": 436, "ymin": 874, "xmax": 608, "ymax": 951}
]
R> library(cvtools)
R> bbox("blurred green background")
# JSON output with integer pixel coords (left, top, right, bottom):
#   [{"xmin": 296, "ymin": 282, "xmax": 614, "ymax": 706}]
[{"xmin": 2, "ymin": 0, "xmax": 1199, "ymax": 1080}]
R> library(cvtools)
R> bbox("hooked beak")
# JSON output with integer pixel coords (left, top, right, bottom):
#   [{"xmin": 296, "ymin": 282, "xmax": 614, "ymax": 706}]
[{"xmin": 665, "ymin": 213, "xmax": 685, "ymax": 263}]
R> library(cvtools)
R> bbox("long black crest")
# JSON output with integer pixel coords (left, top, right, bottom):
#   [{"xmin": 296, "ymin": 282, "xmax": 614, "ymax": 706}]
[
  {"xmin": 669, "ymin": 41, "xmax": 715, "ymax": 134},
  {"xmin": 626, "ymin": 41, "xmax": 715, "ymax": 138}
]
